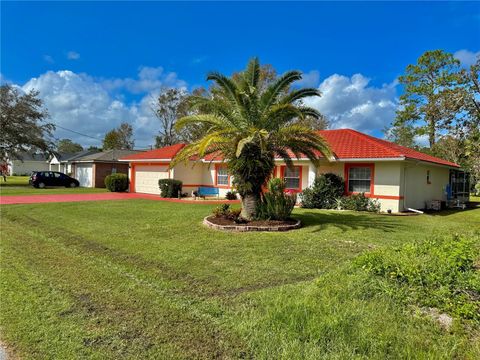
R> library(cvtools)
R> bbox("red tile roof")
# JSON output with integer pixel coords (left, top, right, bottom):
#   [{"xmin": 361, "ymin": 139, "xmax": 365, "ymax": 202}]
[
  {"xmin": 120, "ymin": 129, "xmax": 459, "ymax": 168},
  {"xmin": 120, "ymin": 143, "xmax": 185, "ymax": 160},
  {"xmin": 318, "ymin": 129, "xmax": 459, "ymax": 167}
]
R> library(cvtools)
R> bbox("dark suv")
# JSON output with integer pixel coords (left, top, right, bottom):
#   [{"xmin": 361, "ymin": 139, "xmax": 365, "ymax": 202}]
[{"xmin": 30, "ymin": 171, "xmax": 80, "ymax": 188}]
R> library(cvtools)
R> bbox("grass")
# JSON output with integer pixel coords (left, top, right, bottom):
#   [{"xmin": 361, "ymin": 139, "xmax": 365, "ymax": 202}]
[
  {"xmin": 0, "ymin": 176, "xmax": 108, "ymax": 196},
  {"xmin": 1, "ymin": 200, "xmax": 479, "ymax": 359}
]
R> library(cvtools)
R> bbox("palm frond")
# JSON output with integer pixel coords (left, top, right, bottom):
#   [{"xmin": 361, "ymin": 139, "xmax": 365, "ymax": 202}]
[
  {"xmin": 206, "ymin": 72, "xmax": 239, "ymax": 103},
  {"xmin": 280, "ymin": 88, "xmax": 321, "ymax": 104},
  {"xmin": 260, "ymin": 70, "xmax": 302, "ymax": 111},
  {"xmin": 175, "ymin": 114, "xmax": 227, "ymax": 131}
]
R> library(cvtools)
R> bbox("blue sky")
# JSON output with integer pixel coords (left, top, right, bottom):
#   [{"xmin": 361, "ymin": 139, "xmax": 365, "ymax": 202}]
[{"xmin": 2, "ymin": 1, "xmax": 479, "ymax": 147}]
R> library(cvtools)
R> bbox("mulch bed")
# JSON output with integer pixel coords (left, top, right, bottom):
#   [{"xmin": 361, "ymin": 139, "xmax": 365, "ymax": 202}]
[{"xmin": 204, "ymin": 216, "xmax": 301, "ymax": 232}]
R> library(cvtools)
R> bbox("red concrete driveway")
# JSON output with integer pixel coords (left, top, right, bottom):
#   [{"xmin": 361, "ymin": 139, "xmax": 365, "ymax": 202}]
[{"xmin": 0, "ymin": 192, "xmax": 240, "ymax": 205}]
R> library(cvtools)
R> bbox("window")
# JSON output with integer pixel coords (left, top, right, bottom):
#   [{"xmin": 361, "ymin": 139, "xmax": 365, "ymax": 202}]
[
  {"xmin": 112, "ymin": 167, "xmax": 117, "ymax": 174},
  {"xmin": 348, "ymin": 166, "xmax": 371, "ymax": 193},
  {"xmin": 283, "ymin": 166, "xmax": 301, "ymax": 190},
  {"xmin": 216, "ymin": 166, "xmax": 229, "ymax": 186},
  {"xmin": 427, "ymin": 170, "xmax": 431, "ymax": 184}
]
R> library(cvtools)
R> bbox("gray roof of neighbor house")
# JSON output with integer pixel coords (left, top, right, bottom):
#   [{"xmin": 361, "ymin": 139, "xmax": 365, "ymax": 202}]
[
  {"xmin": 60, "ymin": 150, "xmax": 99, "ymax": 162},
  {"xmin": 72, "ymin": 149, "xmax": 144, "ymax": 162},
  {"xmin": 10, "ymin": 152, "xmax": 49, "ymax": 162}
]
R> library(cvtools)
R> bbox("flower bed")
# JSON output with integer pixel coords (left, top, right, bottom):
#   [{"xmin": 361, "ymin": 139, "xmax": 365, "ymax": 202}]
[{"xmin": 203, "ymin": 216, "xmax": 301, "ymax": 232}]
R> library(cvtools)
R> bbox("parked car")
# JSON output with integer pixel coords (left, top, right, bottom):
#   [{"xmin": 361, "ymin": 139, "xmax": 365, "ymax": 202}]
[{"xmin": 29, "ymin": 171, "xmax": 80, "ymax": 188}]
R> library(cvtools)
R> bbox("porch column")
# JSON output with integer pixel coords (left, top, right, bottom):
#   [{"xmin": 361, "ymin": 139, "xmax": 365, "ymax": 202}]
[{"xmin": 307, "ymin": 163, "xmax": 316, "ymax": 187}]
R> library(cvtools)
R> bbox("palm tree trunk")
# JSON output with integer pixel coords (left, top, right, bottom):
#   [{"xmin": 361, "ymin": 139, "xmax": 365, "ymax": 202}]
[{"xmin": 241, "ymin": 192, "xmax": 259, "ymax": 220}]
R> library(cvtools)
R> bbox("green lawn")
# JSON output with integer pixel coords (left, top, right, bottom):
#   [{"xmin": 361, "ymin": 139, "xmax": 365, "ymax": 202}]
[
  {"xmin": 0, "ymin": 176, "xmax": 108, "ymax": 196},
  {"xmin": 1, "ymin": 200, "xmax": 479, "ymax": 359}
]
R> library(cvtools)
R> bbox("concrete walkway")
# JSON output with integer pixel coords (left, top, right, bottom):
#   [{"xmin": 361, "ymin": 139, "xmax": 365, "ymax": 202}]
[{"xmin": 0, "ymin": 192, "xmax": 240, "ymax": 205}]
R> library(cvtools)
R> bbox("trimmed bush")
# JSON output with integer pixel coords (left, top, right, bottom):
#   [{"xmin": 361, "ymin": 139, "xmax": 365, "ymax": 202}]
[
  {"xmin": 256, "ymin": 178, "xmax": 296, "ymax": 221},
  {"xmin": 337, "ymin": 193, "xmax": 381, "ymax": 212},
  {"xmin": 300, "ymin": 173, "xmax": 344, "ymax": 209},
  {"xmin": 104, "ymin": 173, "xmax": 129, "ymax": 192},
  {"xmin": 158, "ymin": 179, "xmax": 182, "ymax": 198}
]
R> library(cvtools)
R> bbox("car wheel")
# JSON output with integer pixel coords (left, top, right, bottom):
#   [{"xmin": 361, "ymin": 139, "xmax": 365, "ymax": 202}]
[
  {"xmin": 69, "ymin": 182, "xmax": 77, "ymax": 188},
  {"xmin": 38, "ymin": 182, "xmax": 46, "ymax": 189}
]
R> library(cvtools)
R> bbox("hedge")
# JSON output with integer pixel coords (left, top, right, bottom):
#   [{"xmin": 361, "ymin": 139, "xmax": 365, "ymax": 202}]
[
  {"xmin": 158, "ymin": 179, "xmax": 182, "ymax": 198},
  {"xmin": 105, "ymin": 173, "xmax": 129, "ymax": 192}
]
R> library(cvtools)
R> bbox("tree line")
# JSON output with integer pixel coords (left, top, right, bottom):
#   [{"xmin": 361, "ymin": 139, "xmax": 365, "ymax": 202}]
[{"xmin": 385, "ymin": 50, "xmax": 479, "ymax": 182}]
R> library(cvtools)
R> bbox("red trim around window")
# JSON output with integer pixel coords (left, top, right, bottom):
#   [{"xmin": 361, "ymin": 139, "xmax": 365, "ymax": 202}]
[
  {"xmin": 214, "ymin": 164, "xmax": 230, "ymax": 189},
  {"xmin": 344, "ymin": 163, "xmax": 375, "ymax": 195},
  {"xmin": 279, "ymin": 165, "xmax": 303, "ymax": 192}
]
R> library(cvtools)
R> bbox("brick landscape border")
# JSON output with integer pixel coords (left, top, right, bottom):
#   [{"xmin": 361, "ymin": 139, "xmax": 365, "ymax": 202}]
[{"xmin": 203, "ymin": 216, "xmax": 302, "ymax": 232}]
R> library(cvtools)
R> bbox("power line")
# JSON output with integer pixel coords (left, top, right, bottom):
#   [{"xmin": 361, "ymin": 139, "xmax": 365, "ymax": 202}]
[
  {"xmin": 51, "ymin": 123, "xmax": 152, "ymax": 150},
  {"xmin": 52, "ymin": 123, "xmax": 102, "ymax": 142}
]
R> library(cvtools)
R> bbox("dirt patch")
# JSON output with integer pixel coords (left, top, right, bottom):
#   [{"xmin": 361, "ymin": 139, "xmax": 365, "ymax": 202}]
[{"xmin": 204, "ymin": 216, "xmax": 301, "ymax": 232}]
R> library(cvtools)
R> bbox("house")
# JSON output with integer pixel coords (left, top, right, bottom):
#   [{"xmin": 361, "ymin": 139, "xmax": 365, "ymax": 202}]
[
  {"xmin": 7, "ymin": 152, "xmax": 50, "ymax": 175},
  {"xmin": 70, "ymin": 149, "xmax": 143, "ymax": 187},
  {"xmin": 48, "ymin": 150, "xmax": 99, "ymax": 175},
  {"xmin": 49, "ymin": 152, "xmax": 75, "ymax": 173},
  {"xmin": 119, "ymin": 129, "xmax": 465, "ymax": 212}
]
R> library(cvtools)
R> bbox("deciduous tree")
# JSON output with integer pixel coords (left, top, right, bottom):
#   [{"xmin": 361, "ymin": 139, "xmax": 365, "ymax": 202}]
[
  {"xmin": 57, "ymin": 138, "xmax": 83, "ymax": 153},
  {"xmin": 0, "ymin": 84, "xmax": 54, "ymax": 160},
  {"xmin": 103, "ymin": 122, "xmax": 134, "ymax": 150}
]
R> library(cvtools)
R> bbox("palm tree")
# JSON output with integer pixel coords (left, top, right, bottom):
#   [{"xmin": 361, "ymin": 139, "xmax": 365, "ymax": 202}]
[{"xmin": 172, "ymin": 58, "xmax": 332, "ymax": 219}]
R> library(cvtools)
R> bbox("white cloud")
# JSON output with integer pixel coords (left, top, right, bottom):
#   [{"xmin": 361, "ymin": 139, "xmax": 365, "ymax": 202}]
[
  {"xmin": 304, "ymin": 73, "xmax": 398, "ymax": 134},
  {"xmin": 43, "ymin": 55, "xmax": 54, "ymax": 64},
  {"xmin": 20, "ymin": 70, "xmax": 171, "ymax": 148},
  {"xmin": 454, "ymin": 49, "xmax": 479, "ymax": 67},
  {"xmin": 67, "ymin": 51, "xmax": 80, "ymax": 60},
  {"xmin": 191, "ymin": 56, "xmax": 208, "ymax": 65},
  {"xmin": 297, "ymin": 70, "xmax": 320, "ymax": 88},
  {"xmin": 101, "ymin": 66, "xmax": 187, "ymax": 94}
]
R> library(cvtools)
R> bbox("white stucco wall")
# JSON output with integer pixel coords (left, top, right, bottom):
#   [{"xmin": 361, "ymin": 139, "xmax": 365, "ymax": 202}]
[
  {"xmin": 317, "ymin": 161, "xmax": 344, "ymax": 178},
  {"xmin": 167, "ymin": 158, "xmax": 452, "ymax": 211},
  {"xmin": 401, "ymin": 162, "xmax": 450, "ymax": 210}
]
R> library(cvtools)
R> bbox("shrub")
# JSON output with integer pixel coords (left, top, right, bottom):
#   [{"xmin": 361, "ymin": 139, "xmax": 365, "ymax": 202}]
[
  {"xmin": 475, "ymin": 182, "xmax": 480, "ymax": 196},
  {"xmin": 256, "ymin": 178, "xmax": 296, "ymax": 221},
  {"xmin": 225, "ymin": 190, "xmax": 238, "ymax": 200},
  {"xmin": 212, "ymin": 203, "xmax": 231, "ymax": 217},
  {"xmin": 212, "ymin": 204, "xmax": 242, "ymax": 222},
  {"xmin": 300, "ymin": 173, "xmax": 344, "ymax": 209},
  {"xmin": 158, "ymin": 179, "xmax": 182, "ymax": 198},
  {"xmin": 356, "ymin": 232, "xmax": 480, "ymax": 322},
  {"xmin": 104, "ymin": 173, "xmax": 129, "ymax": 192},
  {"xmin": 337, "ymin": 193, "xmax": 381, "ymax": 212}
]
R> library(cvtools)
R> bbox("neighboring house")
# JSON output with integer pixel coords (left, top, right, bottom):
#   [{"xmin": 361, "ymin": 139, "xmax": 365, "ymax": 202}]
[
  {"xmin": 49, "ymin": 153, "xmax": 75, "ymax": 173},
  {"xmin": 70, "ymin": 149, "xmax": 143, "ymax": 188},
  {"xmin": 119, "ymin": 129, "xmax": 466, "ymax": 213},
  {"xmin": 7, "ymin": 153, "xmax": 50, "ymax": 175},
  {"xmin": 48, "ymin": 150, "xmax": 99, "ymax": 175}
]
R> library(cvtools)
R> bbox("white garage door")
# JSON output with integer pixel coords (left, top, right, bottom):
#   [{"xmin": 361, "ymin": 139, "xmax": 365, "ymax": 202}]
[
  {"xmin": 76, "ymin": 164, "xmax": 93, "ymax": 187},
  {"xmin": 135, "ymin": 165, "xmax": 170, "ymax": 194}
]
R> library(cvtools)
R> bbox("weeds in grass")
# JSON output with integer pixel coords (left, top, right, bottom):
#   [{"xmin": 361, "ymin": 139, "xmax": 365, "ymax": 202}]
[{"xmin": 356, "ymin": 232, "xmax": 480, "ymax": 322}]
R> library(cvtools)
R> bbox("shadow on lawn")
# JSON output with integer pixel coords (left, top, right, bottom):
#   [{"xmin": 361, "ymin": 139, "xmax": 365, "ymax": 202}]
[{"xmin": 296, "ymin": 211, "xmax": 402, "ymax": 233}]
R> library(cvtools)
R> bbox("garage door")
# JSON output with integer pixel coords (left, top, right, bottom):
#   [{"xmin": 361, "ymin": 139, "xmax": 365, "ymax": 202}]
[
  {"xmin": 76, "ymin": 164, "xmax": 93, "ymax": 187},
  {"xmin": 135, "ymin": 165, "xmax": 170, "ymax": 194}
]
